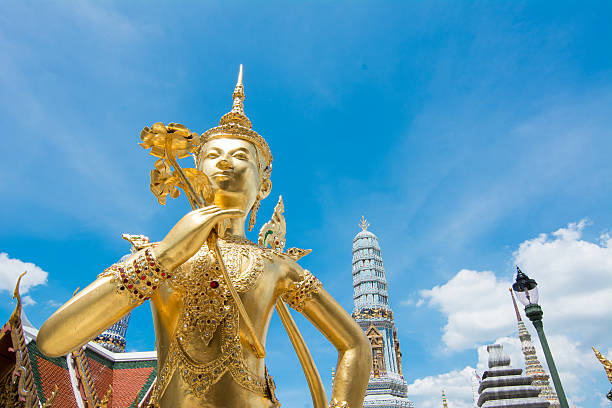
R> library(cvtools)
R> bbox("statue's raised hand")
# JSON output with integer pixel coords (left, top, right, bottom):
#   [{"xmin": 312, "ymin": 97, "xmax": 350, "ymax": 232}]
[{"xmin": 153, "ymin": 206, "xmax": 244, "ymax": 271}]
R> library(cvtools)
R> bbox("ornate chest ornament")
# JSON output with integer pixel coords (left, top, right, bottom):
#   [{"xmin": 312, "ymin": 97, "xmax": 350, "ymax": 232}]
[{"xmin": 152, "ymin": 237, "xmax": 271, "ymax": 402}]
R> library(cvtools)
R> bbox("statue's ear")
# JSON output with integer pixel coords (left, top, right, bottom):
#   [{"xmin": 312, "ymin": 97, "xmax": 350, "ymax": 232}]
[{"xmin": 260, "ymin": 178, "xmax": 272, "ymax": 200}]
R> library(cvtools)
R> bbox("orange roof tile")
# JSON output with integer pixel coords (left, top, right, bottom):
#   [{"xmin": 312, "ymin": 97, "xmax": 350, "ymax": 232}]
[
  {"xmin": 35, "ymin": 356, "xmax": 77, "ymax": 408},
  {"xmin": 112, "ymin": 366, "xmax": 155, "ymax": 407}
]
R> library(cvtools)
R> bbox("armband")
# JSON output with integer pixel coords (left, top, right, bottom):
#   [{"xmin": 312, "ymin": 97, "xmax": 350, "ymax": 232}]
[
  {"xmin": 100, "ymin": 247, "xmax": 170, "ymax": 304},
  {"xmin": 281, "ymin": 269, "xmax": 322, "ymax": 312},
  {"xmin": 330, "ymin": 399, "xmax": 350, "ymax": 408}
]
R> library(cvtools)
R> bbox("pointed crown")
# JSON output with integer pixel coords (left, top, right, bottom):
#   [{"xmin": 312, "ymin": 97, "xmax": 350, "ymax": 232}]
[{"xmin": 199, "ymin": 65, "xmax": 273, "ymax": 171}]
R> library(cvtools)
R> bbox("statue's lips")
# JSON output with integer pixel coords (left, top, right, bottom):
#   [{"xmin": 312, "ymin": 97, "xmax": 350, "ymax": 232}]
[{"xmin": 211, "ymin": 171, "xmax": 234, "ymax": 180}]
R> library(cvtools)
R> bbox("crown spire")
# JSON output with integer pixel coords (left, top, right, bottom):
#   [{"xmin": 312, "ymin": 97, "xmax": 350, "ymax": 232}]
[
  {"xmin": 219, "ymin": 64, "xmax": 252, "ymax": 129},
  {"xmin": 509, "ymin": 287, "xmax": 522, "ymax": 322},
  {"xmin": 359, "ymin": 216, "xmax": 370, "ymax": 231},
  {"xmin": 199, "ymin": 65, "xmax": 273, "ymax": 169}
]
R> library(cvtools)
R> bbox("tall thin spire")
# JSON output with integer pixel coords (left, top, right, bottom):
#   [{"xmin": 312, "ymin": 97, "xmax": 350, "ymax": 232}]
[
  {"xmin": 510, "ymin": 288, "xmax": 523, "ymax": 322},
  {"xmin": 442, "ymin": 390, "xmax": 448, "ymax": 408},
  {"xmin": 510, "ymin": 289, "xmax": 560, "ymax": 407}
]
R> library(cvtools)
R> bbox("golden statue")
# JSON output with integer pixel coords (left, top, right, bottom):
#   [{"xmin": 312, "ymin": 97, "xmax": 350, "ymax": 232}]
[{"xmin": 37, "ymin": 66, "xmax": 372, "ymax": 408}]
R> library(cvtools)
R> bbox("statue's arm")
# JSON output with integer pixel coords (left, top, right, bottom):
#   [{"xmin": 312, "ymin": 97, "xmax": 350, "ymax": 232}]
[
  {"xmin": 281, "ymin": 263, "xmax": 372, "ymax": 408},
  {"xmin": 37, "ymin": 270, "xmax": 138, "ymax": 357},
  {"xmin": 38, "ymin": 206, "xmax": 243, "ymax": 358}
]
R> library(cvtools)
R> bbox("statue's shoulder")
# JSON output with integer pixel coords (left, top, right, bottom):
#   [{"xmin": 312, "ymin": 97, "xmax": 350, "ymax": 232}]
[{"xmin": 257, "ymin": 196, "xmax": 311, "ymax": 263}]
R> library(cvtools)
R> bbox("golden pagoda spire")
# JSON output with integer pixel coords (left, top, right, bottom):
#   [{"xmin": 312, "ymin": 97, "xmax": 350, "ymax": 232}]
[{"xmin": 442, "ymin": 390, "xmax": 448, "ymax": 408}]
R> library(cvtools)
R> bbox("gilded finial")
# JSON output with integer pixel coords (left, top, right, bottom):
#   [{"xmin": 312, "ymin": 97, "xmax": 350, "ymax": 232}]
[
  {"xmin": 359, "ymin": 216, "xmax": 370, "ymax": 231},
  {"xmin": 442, "ymin": 390, "xmax": 448, "ymax": 408}
]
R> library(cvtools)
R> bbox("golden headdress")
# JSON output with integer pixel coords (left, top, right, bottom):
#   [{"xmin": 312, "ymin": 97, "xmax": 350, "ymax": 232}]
[{"xmin": 199, "ymin": 65, "xmax": 273, "ymax": 172}]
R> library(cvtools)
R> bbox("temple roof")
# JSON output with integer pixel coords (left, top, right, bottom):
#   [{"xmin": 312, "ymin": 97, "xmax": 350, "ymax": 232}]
[{"xmin": 1, "ymin": 276, "xmax": 156, "ymax": 408}]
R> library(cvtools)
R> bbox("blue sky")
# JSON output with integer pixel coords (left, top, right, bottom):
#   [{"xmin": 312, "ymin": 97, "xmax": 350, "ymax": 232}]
[{"xmin": 1, "ymin": 1, "xmax": 611, "ymax": 407}]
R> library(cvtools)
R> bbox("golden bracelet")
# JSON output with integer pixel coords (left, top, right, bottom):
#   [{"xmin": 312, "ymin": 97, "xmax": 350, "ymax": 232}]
[
  {"xmin": 102, "ymin": 247, "xmax": 170, "ymax": 304},
  {"xmin": 281, "ymin": 269, "xmax": 322, "ymax": 312},
  {"xmin": 329, "ymin": 399, "xmax": 350, "ymax": 408}
]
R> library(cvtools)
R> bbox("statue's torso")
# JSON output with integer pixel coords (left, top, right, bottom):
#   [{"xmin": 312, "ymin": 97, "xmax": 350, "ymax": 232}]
[{"xmin": 150, "ymin": 239, "xmax": 287, "ymax": 407}]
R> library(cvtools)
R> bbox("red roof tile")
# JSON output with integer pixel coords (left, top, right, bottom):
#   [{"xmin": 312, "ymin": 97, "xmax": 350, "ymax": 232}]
[
  {"xmin": 87, "ymin": 356, "xmax": 113, "ymax": 401},
  {"xmin": 112, "ymin": 366, "xmax": 155, "ymax": 407},
  {"xmin": 36, "ymin": 356, "xmax": 77, "ymax": 408}
]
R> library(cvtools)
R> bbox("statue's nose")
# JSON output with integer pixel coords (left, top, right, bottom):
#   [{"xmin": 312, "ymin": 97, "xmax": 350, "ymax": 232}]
[{"xmin": 217, "ymin": 158, "xmax": 232, "ymax": 170}]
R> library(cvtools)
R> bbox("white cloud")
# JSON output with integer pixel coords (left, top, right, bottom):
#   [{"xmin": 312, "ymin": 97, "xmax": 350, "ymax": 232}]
[
  {"xmin": 22, "ymin": 295, "xmax": 36, "ymax": 306},
  {"xmin": 0, "ymin": 252, "xmax": 48, "ymax": 295},
  {"xmin": 513, "ymin": 220, "xmax": 612, "ymax": 345},
  {"xmin": 419, "ymin": 269, "xmax": 515, "ymax": 351},
  {"xmin": 414, "ymin": 221, "xmax": 612, "ymax": 407},
  {"xmin": 408, "ymin": 366, "xmax": 477, "ymax": 408}
]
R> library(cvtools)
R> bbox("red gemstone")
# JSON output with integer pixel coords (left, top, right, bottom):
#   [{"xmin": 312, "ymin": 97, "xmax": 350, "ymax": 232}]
[
  {"xmin": 127, "ymin": 284, "xmax": 133, "ymax": 289},
  {"xmin": 150, "ymin": 262, "xmax": 155, "ymax": 266},
  {"xmin": 141, "ymin": 275, "xmax": 146, "ymax": 280},
  {"xmin": 152, "ymin": 286, "xmax": 157, "ymax": 290},
  {"xmin": 139, "ymin": 294, "xmax": 144, "ymax": 299},
  {"xmin": 210, "ymin": 281, "xmax": 219, "ymax": 289},
  {"xmin": 167, "ymin": 274, "xmax": 172, "ymax": 279},
  {"xmin": 161, "ymin": 272, "xmax": 166, "ymax": 277},
  {"xmin": 123, "ymin": 279, "xmax": 128, "ymax": 283}
]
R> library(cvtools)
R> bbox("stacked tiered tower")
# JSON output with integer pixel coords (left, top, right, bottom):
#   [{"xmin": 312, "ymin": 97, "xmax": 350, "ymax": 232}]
[
  {"xmin": 351, "ymin": 217, "xmax": 413, "ymax": 408},
  {"xmin": 510, "ymin": 290, "xmax": 560, "ymax": 407},
  {"xmin": 93, "ymin": 312, "xmax": 131, "ymax": 352},
  {"xmin": 477, "ymin": 344, "xmax": 550, "ymax": 407}
]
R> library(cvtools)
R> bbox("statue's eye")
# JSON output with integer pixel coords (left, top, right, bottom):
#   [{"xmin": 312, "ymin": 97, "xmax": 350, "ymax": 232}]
[
  {"xmin": 205, "ymin": 152, "xmax": 219, "ymax": 159},
  {"xmin": 233, "ymin": 152, "xmax": 248, "ymax": 160}
]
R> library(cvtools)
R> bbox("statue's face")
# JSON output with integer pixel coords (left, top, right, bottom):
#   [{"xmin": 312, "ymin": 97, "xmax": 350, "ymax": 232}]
[{"xmin": 199, "ymin": 138, "xmax": 262, "ymax": 210}]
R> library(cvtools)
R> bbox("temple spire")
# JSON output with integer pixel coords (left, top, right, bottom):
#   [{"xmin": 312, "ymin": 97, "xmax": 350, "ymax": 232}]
[
  {"xmin": 510, "ymin": 288, "xmax": 522, "ymax": 322},
  {"xmin": 350, "ymin": 221, "xmax": 413, "ymax": 407},
  {"xmin": 442, "ymin": 390, "xmax": 448, "ymax": 408},
  {"xmin": 477, "ymin": 344, "xmax": 550, "ymax": 407},
  {"xmin": 510, "ymin": 288, "xmax": 560, "ymax": 407}
]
